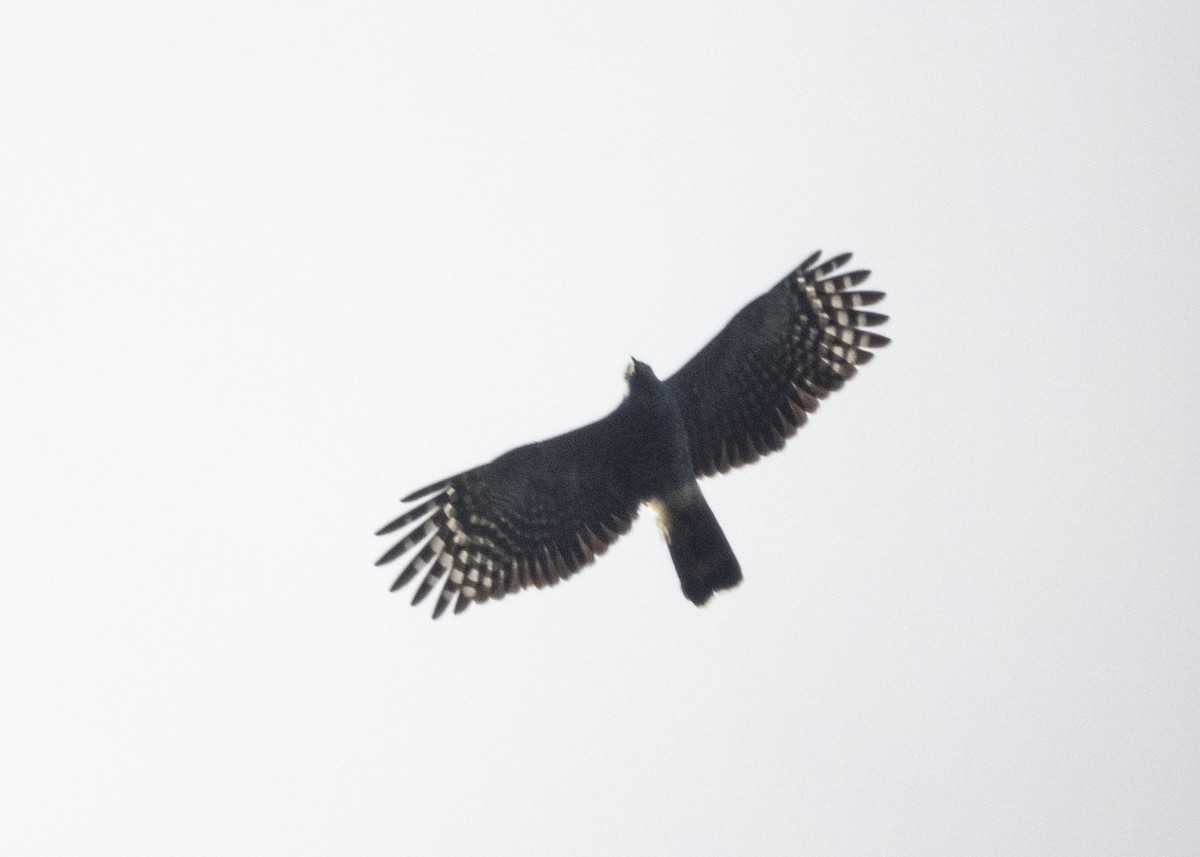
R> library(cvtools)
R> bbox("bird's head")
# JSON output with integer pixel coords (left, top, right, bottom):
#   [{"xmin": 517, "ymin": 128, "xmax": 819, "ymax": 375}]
[{"xmin": 624, "ymin": 357, "xmax": 660, "ymax": 392}]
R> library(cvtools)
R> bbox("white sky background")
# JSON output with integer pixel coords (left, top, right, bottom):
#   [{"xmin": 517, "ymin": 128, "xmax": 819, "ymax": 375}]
[{"xmin": 3, "ymin": 1, "xmax": 1198, "ymax": 854}]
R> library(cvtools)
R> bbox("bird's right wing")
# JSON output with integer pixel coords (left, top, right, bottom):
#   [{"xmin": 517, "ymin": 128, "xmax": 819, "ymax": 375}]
[
  {"xmin": 665, "ymin": 251, "xmax": 889, "ymax": 478},
  {"xmin": 375, "ymin": 419, "xmax": 640, "ymax": 618}
]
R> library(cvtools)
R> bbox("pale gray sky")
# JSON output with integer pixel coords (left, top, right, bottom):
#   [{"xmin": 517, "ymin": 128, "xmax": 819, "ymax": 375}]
[{"xmin": 3, "ymin": 1, "xmax": 1198, "ymax": 854}]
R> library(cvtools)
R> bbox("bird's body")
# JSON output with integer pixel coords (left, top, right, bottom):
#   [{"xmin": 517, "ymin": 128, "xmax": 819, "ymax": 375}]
[{"xmin": 376, "ymin": 250, "xmax": 888, "ymax": 617}]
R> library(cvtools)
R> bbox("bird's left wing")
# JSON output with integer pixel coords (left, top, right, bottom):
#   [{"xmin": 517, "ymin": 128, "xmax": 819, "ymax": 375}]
[
  {"xmin": 375, "ymin": 419, "xmax": 640, "ymax": 618},
  {"xmin": 665, "ymin": 251, "xmax": 889, "ymax": 477}
]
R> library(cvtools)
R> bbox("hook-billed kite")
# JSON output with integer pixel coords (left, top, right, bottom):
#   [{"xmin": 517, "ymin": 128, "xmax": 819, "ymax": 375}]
[{"xmin": 375, "ymin": 250, "xmax": 889, "ymax": 618}]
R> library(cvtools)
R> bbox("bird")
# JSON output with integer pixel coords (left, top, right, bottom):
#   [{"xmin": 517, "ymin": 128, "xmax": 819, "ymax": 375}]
[{"xmin": 375, "ymin": 249, "xmax": 889, "ymax": 618}]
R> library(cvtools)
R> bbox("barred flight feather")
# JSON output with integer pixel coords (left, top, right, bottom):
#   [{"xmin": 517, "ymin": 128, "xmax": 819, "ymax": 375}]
[
  {"xmin": 376, "ymin": 465, "xmax": 639, "ymax": 617},
  {"xmin": 666, "ymin": 251, "xmax": 889, "ymax": 479}
]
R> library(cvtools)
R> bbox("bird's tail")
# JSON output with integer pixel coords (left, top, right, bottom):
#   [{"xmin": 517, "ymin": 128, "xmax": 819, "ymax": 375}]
[{"xmin": 652, "ymin": 483, "xmax": 742, "ymax": 606}]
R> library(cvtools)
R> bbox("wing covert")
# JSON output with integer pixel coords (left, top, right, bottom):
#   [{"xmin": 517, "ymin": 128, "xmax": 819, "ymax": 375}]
[{"xmin": 665, "ymin": 251, "xmax": 889, "ymax": 478}]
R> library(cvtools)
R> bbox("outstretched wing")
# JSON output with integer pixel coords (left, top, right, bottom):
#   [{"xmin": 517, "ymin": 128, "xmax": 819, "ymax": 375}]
[
  {"xmin": 375, "ymin": 418, "xmax": 639, "ymax": 618},
  {"xmin": 665, "ymin": 251, "xmax": 889, "ymax": 477}
]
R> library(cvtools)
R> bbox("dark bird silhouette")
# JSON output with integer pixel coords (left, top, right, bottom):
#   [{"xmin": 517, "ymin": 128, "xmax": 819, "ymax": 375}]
[{"xmin": 376, "ymin": 250, "xmax": 889, "ymax": 617}]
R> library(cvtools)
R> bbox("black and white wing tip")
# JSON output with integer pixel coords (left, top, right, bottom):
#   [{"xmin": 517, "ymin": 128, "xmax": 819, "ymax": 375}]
[{"xmin": 376, "ymin": 482, "xmax": 637, "ymax": 619}]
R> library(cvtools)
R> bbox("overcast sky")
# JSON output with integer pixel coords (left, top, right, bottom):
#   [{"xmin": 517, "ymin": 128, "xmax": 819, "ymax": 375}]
[{"xmin": 4, "ymin": 2, "xmax": 1198, "ymax": 855}]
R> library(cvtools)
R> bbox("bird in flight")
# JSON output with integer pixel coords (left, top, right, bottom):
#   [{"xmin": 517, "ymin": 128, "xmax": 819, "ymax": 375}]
[{"xmin": 376, "ymin": 250, "xmax": 889, "ymax": 618}]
